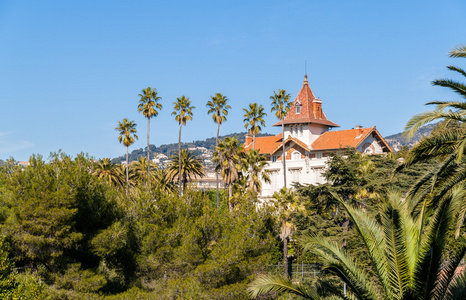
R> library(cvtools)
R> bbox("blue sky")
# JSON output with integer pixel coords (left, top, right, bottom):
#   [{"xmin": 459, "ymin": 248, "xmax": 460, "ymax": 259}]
[{"xmin": 1, "ymin": 0, "xmax": 466, "ymax": 161}]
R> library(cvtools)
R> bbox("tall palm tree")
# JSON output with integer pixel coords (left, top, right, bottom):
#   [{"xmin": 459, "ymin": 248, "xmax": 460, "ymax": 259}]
[
  {"xmin": 115, "ymin": 118, "xmax": 138, "ymax": 190},
  {"xmin": 243, "ymin": 103, "xmax": 267, "ymax": 150},
  {"xmin": 402, "ymin": 45, "xmax": 466, "ymax": 201},
  {"xmin": 212, "ymin": 137, "xmax": 244, "ymax": 211},
  {"xmin": 167, "ymin": 149, "xmax": 205, "ymax": 192},
  {"xmin": 138, "ymin": 87, "xmax": 162, "ymax": 185},
  {"xmin": 172, "ymin": 96, "xmax": 195, "ymax": 195},
  {"xmin": 207, "ymin": 93, "xmax": 231, "ymax": 210},
  {"xmin": 241, "ymin": 149, "xmax": 270, "ymax": 194},
  {"xmin": 92, "ymin": 158, "xmax": 123, "ymax": 187},
  {"xmin": 271, "ymin": 187, "xmax": 299, "ymax": 279},
  {"xmin": 249, "ymin": 190, "xmax": 466, "ymax": 299},
  {"xmin": 271, "ymin": 89, "xmax": 292, "ymax": 188},
  {"xmin": 130, "ymin": 156, "xmax": 158, "ymax": 184}
]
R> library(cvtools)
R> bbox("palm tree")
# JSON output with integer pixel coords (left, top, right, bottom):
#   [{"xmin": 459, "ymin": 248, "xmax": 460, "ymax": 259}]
[
  {"xmin": 243, "ymin": 103, "xmax": 267, "ymax": 150},
  {"xmin": 130, "ymin": 156, "xmax": 158, "ymax": 184},
  {"xmin": 167, "ymin": 149, "xmax": 205, "ymax": 192},
  {"xmin": 172, "ymin": 95, "xmax": 195, "ymax": 195},
  {"xmin": 271, "ymin": 89, "xmax": 292, "ymax": 189},
  {"xmin": 212, "ymin": 137, "xmax": 244, "ymax": 211},
  {"xmin": 249, "ymin": 190, "xmax": 466, "ymax": 299},
  {"xmin": 115, "ymin": 118, "xmax": 138, "ymax": 189},
  {"xmin": 241, "ymin": 149, "xmax": 270, "ymax": 194},
  {"xmin": 138, "ymin": 87, "xmax": 162, "ymax": 185},
  {"xmin": 207, "ymin": 93, "xmax": 231, "ymax": 210},
  {"xmin": 402, "ymin": 45, "xmax": 466, "ymax": 201},
  {"xmin": 92, "ymin": 158, "xmax": 123, "ymax": 187},
  {"xmin": 271, "ymin": 187, "xmax": 299, "ymax": 279},
  {"xmin": 153, "ymin": 169, "xmax": 176, "ymax": 194}
]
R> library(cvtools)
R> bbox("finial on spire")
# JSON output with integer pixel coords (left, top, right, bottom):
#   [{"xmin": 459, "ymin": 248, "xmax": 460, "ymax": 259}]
[
  {"xmin": 304, "ymin": 74, "xmax": 308, "ymax": 85},
  {"xmin": 305, "ymin": 60, "xmax": 307, "ymax": 75}
]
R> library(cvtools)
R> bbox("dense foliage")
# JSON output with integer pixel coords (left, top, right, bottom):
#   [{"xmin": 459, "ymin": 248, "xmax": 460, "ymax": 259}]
[{"xmin": 0, "ymin": 152, "xmax": 278, "ymax": 299}]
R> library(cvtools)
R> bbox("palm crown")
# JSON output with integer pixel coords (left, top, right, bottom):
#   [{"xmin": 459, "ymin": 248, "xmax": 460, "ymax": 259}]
[
  {"xmin": 116, "ymin": 118, "xmax": 138, "ymax": 147},
  {"xmin": 270, "ymin": 89, "xmax": 292, "ymax": 120},
  {"xmin": 207, "ymin": 93, "xmax": 230, "ymax": 126},
  {"xmin": 243, "ymin": 103, "xmax": 267, "ymax": 136},
  {"xmin": 138, "ymin": 87, "xmax": 162, "ymax": 119},
  {"xmin": 172, "ymin": 95, "xmax": 195, "ymax": 125}
]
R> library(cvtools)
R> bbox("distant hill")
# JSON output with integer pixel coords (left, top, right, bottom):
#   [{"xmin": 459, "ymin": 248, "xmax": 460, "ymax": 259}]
[
  {"xmin": 384, "ymin": 123, "xmax": 437, "ymax": 151},
  {"xmin": 112, "ymin": 132, "xmax": 273, "ymax": 163}
]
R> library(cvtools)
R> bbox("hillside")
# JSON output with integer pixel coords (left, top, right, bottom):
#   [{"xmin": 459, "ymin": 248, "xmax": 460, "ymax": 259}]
[
  {"xmin": 112, "ymin": 132, "xmax": 273, "ymax": 163},
  {"xmin": 384, "ymin": 123, "xmax": 436, "ymax": 151}
]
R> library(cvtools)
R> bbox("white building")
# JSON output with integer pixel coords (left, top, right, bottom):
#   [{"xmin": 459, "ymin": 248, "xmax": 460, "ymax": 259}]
[{"xmin": 244, "ymin": 75, "xmax": 392, "ymax": 197}]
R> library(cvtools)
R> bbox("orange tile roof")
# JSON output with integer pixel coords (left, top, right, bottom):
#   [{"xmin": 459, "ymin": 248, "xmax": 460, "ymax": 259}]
[
  {"xmin": 244, "ymin": 133, "xmax": 283, "ymax": 154},
  {"xmin": 311, "ymin": 126, "xmax": 393, "ymax": 153},
  {"xmin": 273, "ymin": 75, "xmax": 339, "ymax": 128},
  {"xmin": 311, "ymin": 127, "xmax": 372, "ymax": 150}
]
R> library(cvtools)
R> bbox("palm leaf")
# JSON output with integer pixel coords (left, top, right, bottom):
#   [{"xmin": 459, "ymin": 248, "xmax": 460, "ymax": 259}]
[{"xmin": 247, "ymin": 273, "xmax": 321, "ymax": 299}]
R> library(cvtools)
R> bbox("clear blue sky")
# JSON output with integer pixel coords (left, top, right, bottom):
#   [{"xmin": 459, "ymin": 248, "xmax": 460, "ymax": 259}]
[{"xmin": 1, "ymin": 0, "xmax": 466, "ymax": 161}]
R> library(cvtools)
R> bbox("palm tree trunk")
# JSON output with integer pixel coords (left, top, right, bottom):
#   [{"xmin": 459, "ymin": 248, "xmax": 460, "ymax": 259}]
[
  {"xmin": 147, "ymin": 117, "xmax": 151, "ymax": 185},
  {"xmin": 283, "ymin": 235, "xmax": 289, "ymax": 278},
  {"xmin": 216, "ymin": 122, "xmax": 220, "ymax": 210},
  {"xmin": 282, "ymin": 119, "xmax": 287, "ymax": 188},
  {"xmin": 252, "ymin": 132, "xmax": 255, "ymax": 150},
  {"xmin": 126, "ymin": 146, "xmax": 129, "ymax": 193},
  {"xmin": 178, "ymin": 123, "xmax": 182, "ymax": 196},
  {"xmin": 228, "ymin": 184, "xmax": 233, "ymax": 212}
]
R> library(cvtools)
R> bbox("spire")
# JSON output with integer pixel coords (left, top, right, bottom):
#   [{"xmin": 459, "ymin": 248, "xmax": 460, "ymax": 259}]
[{"xmin": 273, "ymin": 74, "xmax": 339, "ymax": 128}]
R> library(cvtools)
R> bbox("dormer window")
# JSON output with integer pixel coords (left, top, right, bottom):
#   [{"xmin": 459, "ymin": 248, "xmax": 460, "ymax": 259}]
[{"xmin": 295, "ymin": 101, "xmax": 301, "ymax": 114}]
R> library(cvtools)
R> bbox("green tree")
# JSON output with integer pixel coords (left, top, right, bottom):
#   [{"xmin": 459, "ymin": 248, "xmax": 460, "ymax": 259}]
[
  {"xmin": 241, "ymin": 149, "xmax": 270, "ymax": 194},
  {"xmin": 207, "ymin": 92, "xmax": 231, "ymax": 210},
  {"xmin": 167, "ymin": 150, "xmax": 205, "ymax": 192},
  {"xmin": 138, "ymin": 87, "xmax": 162, "ymax": 185},
  {"xmin": 172, "ymin": 95, "xmax": 195, "ymax": 195},
  {"xmin": 243, "ymin": 103, "xmax": 267, "ymax": 150},
  {"xmin": 249, "ymin": 190, "xmax": 466, "ymax": 299},
  {"xmin": 115, "ymin": 118, "xmax": 138, "ymax": 190},
  {"xmin": 212, "ymin": 137, "xmax": 244, "ymax": 211},
  {"xmin": 270, "ymin": 89, "xmax": 292, "ymax": 188}
]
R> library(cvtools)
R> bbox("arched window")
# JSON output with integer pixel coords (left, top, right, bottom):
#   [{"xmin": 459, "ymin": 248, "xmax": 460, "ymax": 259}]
[{"xmin": 292, "ymin": 151, "xmax": 300, "ymax": 161}]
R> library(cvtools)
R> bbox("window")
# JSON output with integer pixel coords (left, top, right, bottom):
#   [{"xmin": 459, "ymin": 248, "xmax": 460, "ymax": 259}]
[
  {"xmin": 299, "ymin": 126, "xmax": 303, "ymax": 136},
  {"xmin": 272, "ymin": 155, "xmax": 277, "ymax": 162},
  {"xmin": 316, "ymin": 152, "xmax": 322, "ymax": 159},
  {"xmin": 292, "ymin": 151, "xmax": 300, "ymax": 160},
  {"xmin": 296, "ymin": 104, "xmax": 301, "ymax": 114},
  {"xmin": 292, "ymin": 170, "xmax": 300, "ymax": 183}
]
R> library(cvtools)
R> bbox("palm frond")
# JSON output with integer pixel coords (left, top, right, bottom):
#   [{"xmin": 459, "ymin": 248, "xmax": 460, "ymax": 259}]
[
  {"xmin": 449, "ymin": 45, "xmax": 466, "ymax": 58},
  {"xmin": 247, "ymin": 274, "xmax": 321, "ymax": 299},
  {"xmin": 300, "ymin": 234, "xmax": 382, "ymax": 300},
  {"xmin": 432, "ymin": 79, "xmax": 466, "ymax": 99}
]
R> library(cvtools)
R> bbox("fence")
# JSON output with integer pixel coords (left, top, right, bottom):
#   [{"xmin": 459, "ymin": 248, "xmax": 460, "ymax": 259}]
[{"xmin": 268, "ymin": 263, "xmax": 321, "ymax": 282}]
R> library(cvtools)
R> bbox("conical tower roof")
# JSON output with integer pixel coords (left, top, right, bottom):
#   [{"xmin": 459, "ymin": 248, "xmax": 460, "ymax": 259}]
[{"xmin": 273, "ymin": 75, "xmax": 339, "ymax": 127}]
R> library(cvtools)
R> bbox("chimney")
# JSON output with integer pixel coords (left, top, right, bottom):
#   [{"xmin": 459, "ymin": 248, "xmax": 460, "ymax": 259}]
[
  {"xmin": 355, "ymin": 125, "xmax": 363, "ymax": 137},
  {"xmin": 313, "ymin": 99, "xmax": 322, "ymax": 119}
]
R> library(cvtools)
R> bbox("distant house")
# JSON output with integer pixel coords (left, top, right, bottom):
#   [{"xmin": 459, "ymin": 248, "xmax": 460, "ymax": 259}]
[{"xmin": 244, "ymin": 75, "xmax": 392, "ymax": 197}]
